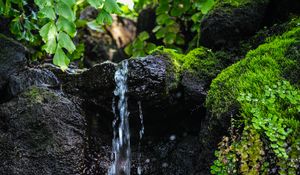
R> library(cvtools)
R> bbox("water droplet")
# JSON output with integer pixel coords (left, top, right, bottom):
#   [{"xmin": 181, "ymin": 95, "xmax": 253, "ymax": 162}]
[
  {"xmin": 169, "ymin": 135, "xmax": 176, "ymax": 141},
  {"xmin": 162, "ymin": 162, "xmax": 168, "ymax": 168}
]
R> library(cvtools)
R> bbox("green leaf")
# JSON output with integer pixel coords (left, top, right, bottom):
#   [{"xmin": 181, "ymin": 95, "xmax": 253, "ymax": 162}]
[
  {"xmin": 87, "ymin": 0, "xmax": 104, "ymax": 8},
  {"xmin": 138, "ymin": 31, "xmax": 149, "ymax": 41},
  {"xmin": 39, "ymin": 6, "xmax": 56, "ymax": 20},
  {"xmin": 61, "ymin": 0, "xmax": 76, "ymax": 7},
  {"xmin": 124, "ymin": 44, "xmax": 132, "ymax": 56},
  {"xmin": 87, "ymin": 20, "xmax": 104, "ymax": 32},
  {"xmin": 156, "ymin": 14, "xmax": 169, "ymax": 25},
  {"xmin": 43, "ymin": 37, "xmax": 57, "ymax": 54},
  {"xmin": 55, "ymin": 1, "xmax": 75, "ymax": 22},
  {"xmin": 10, "ymin": 17, "xmax": 22, "ymax": 35},
  {"xmin": 163, "ymin": 32, "xmax": 176, "ymax": 44},
  {"xmin": 68, "ymin": 43, "xmax": 85, "ymax": 61},
  {"xmin": 145, "ymin": 43, "xmax": 156, "ymax": 53},
  {"xmin": 39, "ymin": 22, "xmax": 52, "ymax": 42},
  {"xmin": 53, "ymin": 45, "xmax": 70, "ymax": 71},
  {"xmin": 40, "ymin": 22, "xmax": 57, "ymax": 54},
  {"xmin": 96, "ymin": 10, "xmax": 113, "ymax": 25},
  {"xmin": 197, "ymin": 0, "xmax": 215, "ymax": 14},
  {"xmin": 0, "ymin": 0, "xmax": 4, "ymax": 14},
  {"xmin": 34, "ymin": 0, "xmax": 52, "ymax": 8},
  {"xmin": 152, "ymin": 26, "xmax": 161, "ymax": 33},
  {"xmin": 56, "ymin": 16, "xmax": 77, "ymax": 37},
  {"xmin": 155, "ymin": 28, "xmax": 166, "ymax": 39},
  {"xmin": 170, "ymin": 6, "xmax": 182, "ymax": 17},
  {"xmin": 57, "ymin": 32, "xmax": 76, "ymax": 53},
  {"xmin": 103, "ymin": 0, "xmax": 121, "ymax": 14}
]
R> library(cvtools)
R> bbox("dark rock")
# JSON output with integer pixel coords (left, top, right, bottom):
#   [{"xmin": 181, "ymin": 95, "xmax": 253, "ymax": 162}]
[
  {"xmin": 0, "ymin": 17, "xmax": 12, "ymax": 36},
  {"xmin": 136, "ymin": 8, "xmax": 158, "ymax": 44},
  {"xmin": 265, "ymin": 0, "xmax": 300, "ymax": 25},
  {"xmin": 7, "ymin": 68, "xmax": 59, "ymax": 97},
  {"xmin": 200, "ymin": 1, "xmax": 270, "ymax": 49},
  {"xmin": 127, "ymin": 55, "xmax": 180, "ymax": 104},
  {"xmin": 0, "ymin": 86, "xmax": 86, "ymax": 175},
  {"xmin": 0, "ymin": 34, "xmax": 27, "ymax": 77}
]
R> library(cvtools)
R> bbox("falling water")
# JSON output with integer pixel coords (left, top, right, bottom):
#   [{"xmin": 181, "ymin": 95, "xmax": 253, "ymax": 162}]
[
  {"xmin": 137, "ymin": 101, "xmax": 144, "ymax": 175},
  {"xmin": 108, "ymin": 60, "xmax": 131, "ymax": 175}
]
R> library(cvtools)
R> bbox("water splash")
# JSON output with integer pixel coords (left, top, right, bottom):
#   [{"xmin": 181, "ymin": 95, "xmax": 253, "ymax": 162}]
[
  {"xmin": 137, "ymin": 101, "xmax": 144, "ymax": 175},
  {"xmin": 108, "ymin": 60, "xmax": 131, "ymax": 175}
]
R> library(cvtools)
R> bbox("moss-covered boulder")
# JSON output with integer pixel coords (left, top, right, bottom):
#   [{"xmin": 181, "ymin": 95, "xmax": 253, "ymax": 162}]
[
  {"xmin": 199, "ymin": 18, "xmax": 300, "ymax": 175},
  {"xmin": 0, "ymin": 86, "xmax": 86, "ymax": 175},
  {"xmin": 200, "ymin": 0, "xmax": 270, "ymax": 49}
]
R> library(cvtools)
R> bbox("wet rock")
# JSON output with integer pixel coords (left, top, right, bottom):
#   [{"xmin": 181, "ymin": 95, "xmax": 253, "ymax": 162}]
[
  {"xmin": 0, "ymin": 35, "xmax": 59, "ymax": 101},
  {"xmin": 0, "ymin": 86, "xmax": 86, "ymax": 175},
  {"xmin": 7, "ymin": 68, "xmax": 59, "ymax": 97},
  {"xmin": 200, "ymin": 1, "xmax": 270, "ymax": 49},
  {"xmin": 0, "ymin": 34, "xmax": 27, "ymax": 78},
  {"xmin": 127, "ymin": 55, "xmax": 180, "ymax": 104}
]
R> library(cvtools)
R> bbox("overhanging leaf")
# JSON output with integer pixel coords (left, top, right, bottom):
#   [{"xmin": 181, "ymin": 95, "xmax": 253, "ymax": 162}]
[
  {"xmin": 55, "ymin": 1, "xmax": 75, "ymax": 22},
  {"xmin": 103, "ymin": 0, "xmax": 121, "ymax": 14},
  {"xmin": 56, "ymin": 16, "xmax": 77, "ymax": 37},
  {"xmin": 39, "ymin": 22, "xmax": 52, "ymax": 42},
  {"xmin": 34, "ymin": 0, "xmax": 52, "ymax": 8},
  {"xmin": 39, "ymin": 6, "xmax": 56, "ymax": 20},
  {"xmin": 57, "ymin": 32, "xmax": 76, "ymax": 53},
  {"xmin": 96, "ymin": 9, "xmax": 113, "ymax": 25},
  {"xmin": 87, "ymin": 0, "xmax": 104, "ymax": 8},
  {"xmin": 53, "ymin": 45, "xmax": 70, "ymax": 71},
  {"xmin": 61, "ymin": 0, "xmax": 76, "ymax": 7}
]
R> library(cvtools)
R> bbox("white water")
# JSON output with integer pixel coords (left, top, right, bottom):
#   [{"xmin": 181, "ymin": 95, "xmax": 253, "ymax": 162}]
[
  {"xmin": 137, "ymin": 101, "xmax": 144, "ymax": 175},
  {"xmin": 108, "ymin": 60, "xmax": 131, "ymax": 175}
]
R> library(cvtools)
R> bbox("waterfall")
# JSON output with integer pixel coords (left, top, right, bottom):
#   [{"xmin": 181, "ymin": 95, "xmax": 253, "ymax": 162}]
[
  {"xmin": 109, "ymin": 60, "xmax": 131, "ymax": 175},
  {"xmin": 137, "ymin": 101, "xmax": 144, "ymax": 175}
]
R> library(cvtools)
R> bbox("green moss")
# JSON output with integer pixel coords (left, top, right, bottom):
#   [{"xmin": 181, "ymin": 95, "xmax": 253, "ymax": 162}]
[
  {"xmin": 23, "ymin": 86, "xmax": 58, "ymax": 103},
  {"xmin": 208, "ymin": 19, "xmax": 300, "ymax": 173},
  {"xmin": 151, "ymin": 46, "xmax": 229, "ymax": 88},
  {"xmin": 181, "ymin": 47, "xmax": 222, "ymax": 79},
  {"xmin": 207, "ymin": 25, "xmax": 300, "ymax": 117}
]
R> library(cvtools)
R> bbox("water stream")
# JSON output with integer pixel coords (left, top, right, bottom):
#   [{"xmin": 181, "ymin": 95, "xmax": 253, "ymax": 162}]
[
  {"xmin": 108, "ymin": 60, "xmax": 131, "ymax": 175},
  {"xmin": 108, "ymin": 60, "xmax": 145, "ymax": 175},
  {"xmin": 137, "ymin": 101, "xmax": 144, "ymax": 175}
]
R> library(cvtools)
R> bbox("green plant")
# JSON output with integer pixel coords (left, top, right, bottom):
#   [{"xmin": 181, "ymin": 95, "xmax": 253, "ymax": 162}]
[
  {"xmin": 124, "ymin": 31, "xmax": 156, "ymax": 57},
  {"xmin": 208, "ymin": 20, "xmax": 300, "ymax": 175},
  {"xmin": 0, "ymin": 0, "xmax": 121, "ymax": 70},
  {"xmin": 125, "ymin": 0, "xmax": 216, "ymax": 57}
]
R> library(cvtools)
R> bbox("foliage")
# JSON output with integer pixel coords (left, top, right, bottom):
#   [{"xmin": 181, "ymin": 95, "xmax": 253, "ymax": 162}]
[
  {"xmin": 125, "ymin": 0, "xmax": 216, "ymax": 57},
  {"xmin": 0, "ymin": 0, "xmax": 121, "ymax": 70},
  {"xmin": 124, "ymin": 31, "xmax": 156, "ymax": 57},
  {"xmin": 208, "ymin": 21, "xmax": 300, "ymax": 174}
]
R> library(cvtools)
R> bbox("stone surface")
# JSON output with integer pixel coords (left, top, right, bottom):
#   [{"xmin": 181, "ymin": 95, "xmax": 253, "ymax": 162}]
[
  {"xmin": 200, "ymin": 1, "xmax": 269, "ymax": 49},
  {"xmin": 0, "ymin": 87, "xmax": 86, "ymax": 175},
  {"xmin": 0, "ymin": 34, "xmax": 27, "ymax": 77}
]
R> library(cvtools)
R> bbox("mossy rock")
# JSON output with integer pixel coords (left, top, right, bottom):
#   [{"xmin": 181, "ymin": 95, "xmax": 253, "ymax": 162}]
[
  {"xmin": 207, "ymin": 22, "xmax": 300, "ymax": 117},
  {"xmin": 205, "ymin": 18, "xmax": 300, "ymax": 174}
]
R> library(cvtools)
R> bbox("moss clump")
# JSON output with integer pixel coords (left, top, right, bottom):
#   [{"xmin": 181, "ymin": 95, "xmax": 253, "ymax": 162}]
[
  {"xmin": 208, "ymin": 19, "xmax": 300, "ymax": 174},
  {"xmin": 151, "ymin": 47, "xmax": 230, "ymax": 90},
  {"xmin": 181, "ymin": 47, "xmax": 223, "ymax": 80},
  {"xmin": 207, "ymin": 25, "xmax": 300, "ymax": 117},
  {"xmin": 23, "ymin": 86, "xmax": 58, "ymax": 104}
]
